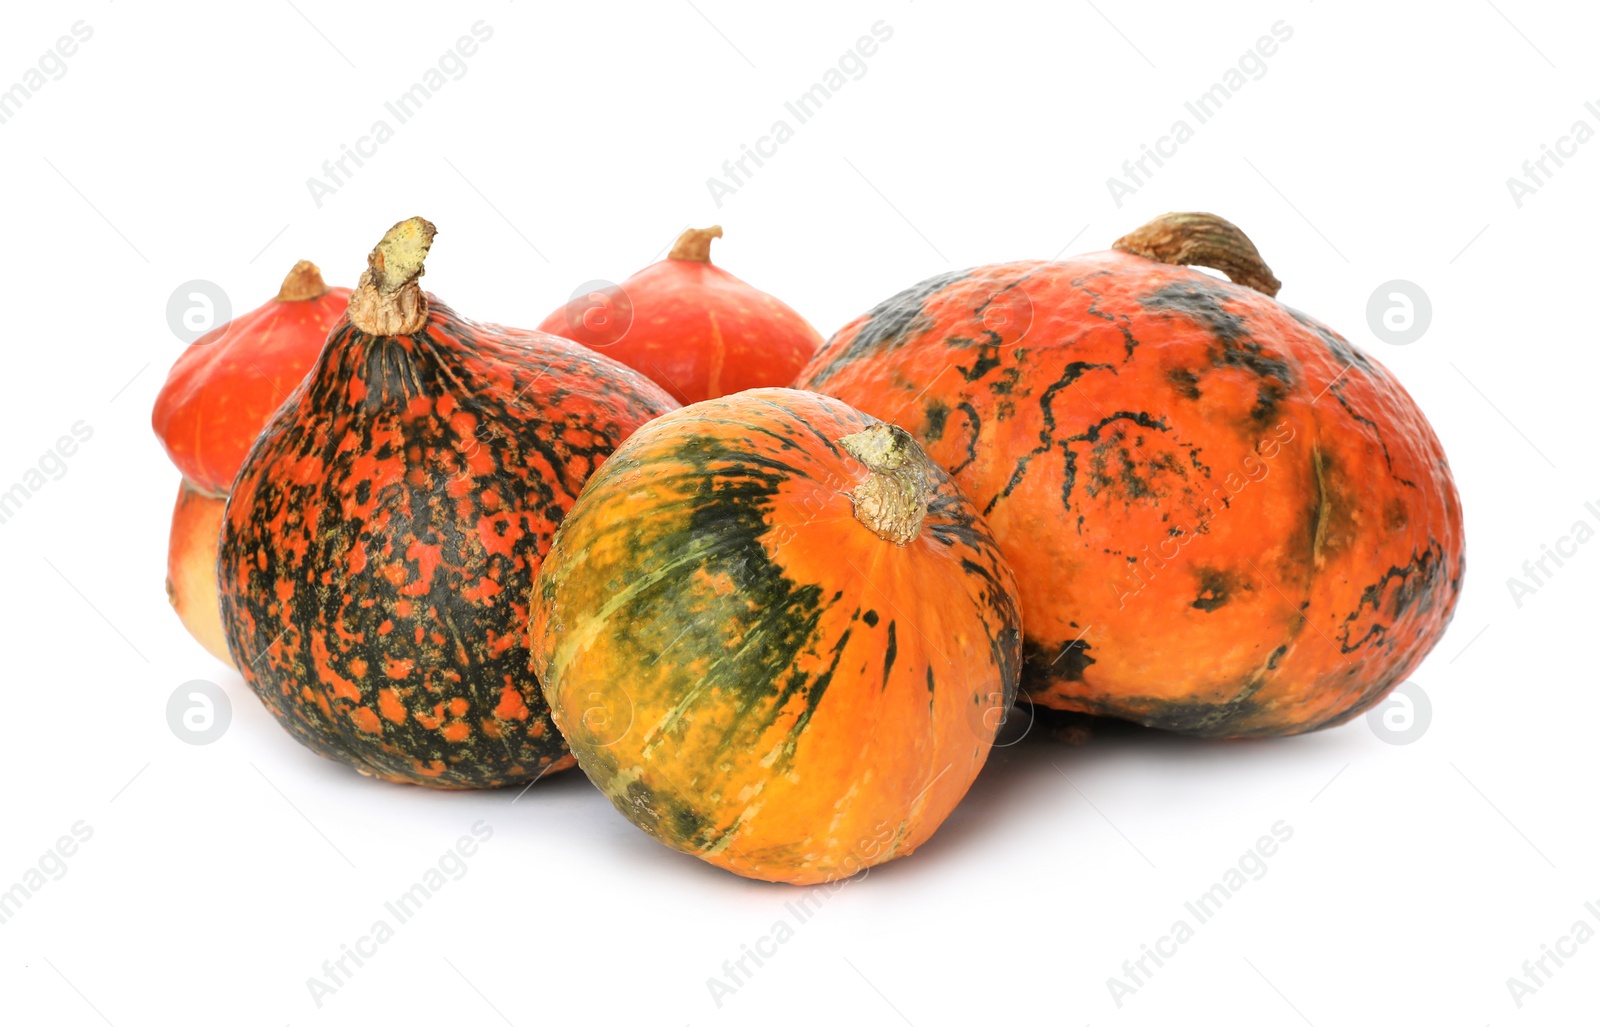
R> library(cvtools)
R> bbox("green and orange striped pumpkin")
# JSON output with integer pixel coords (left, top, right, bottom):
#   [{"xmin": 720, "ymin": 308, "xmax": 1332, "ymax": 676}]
[{"xmin": 529, "ymin": 388, "xmax": 1021, "ymax": 884}]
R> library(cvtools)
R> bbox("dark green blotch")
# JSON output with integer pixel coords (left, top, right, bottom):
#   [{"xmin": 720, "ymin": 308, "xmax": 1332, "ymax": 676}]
[
  {"xmin": 1286, "ymin": 306, "xmax": 1374, "ymax": 373},
  {"xmin": 1168, "ymin": 367, "xmax": 1202, "ymax": 400},
  {"xmin": 1024, "ymin": 633, "xmax": 1095, "ymax": 686},
  {"xmin": 882, "ymin": 620, "xmax": 897, "ymax": 689},
  {"xmin": 804, "ymin": 268, "xmax": 971, "ymax": 385},
  {"xmin": 1145, "ymin": 279, "xmax": 1292, "ymax": 412},
  {"xmin": 1190, "ymin": 568, "xmax": 1233, "ymax": 612},
  {"xmin": 924, "ymin": 399, "xmax": 950, "ymax": 442}
]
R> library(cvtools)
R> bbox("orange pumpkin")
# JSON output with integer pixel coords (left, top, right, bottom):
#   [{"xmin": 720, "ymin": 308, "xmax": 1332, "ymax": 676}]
[
  {"xmin": 152, "ymin": 261, "xmax": 351, "ymax": 664},
  {"xmin": 537, "ymin": 226, "xmax": 823, "ymax": 404},
  {"xmin": 153, "ymin": 261, "xmax": 351, "ymax": 494},
  {"xmin": 529, "ymin": 388, "xmax": 1021, "ymax": 883},
  {"xmin": 796, "ymin": 213, "xmax": 1464, "ymax": 737},
  {"xmin": 166, "ymin": 483, "xmax": 230, "ymax": 663}
]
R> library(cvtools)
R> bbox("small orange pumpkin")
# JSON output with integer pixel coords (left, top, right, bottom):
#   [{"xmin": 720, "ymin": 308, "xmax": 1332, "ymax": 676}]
[
  {"xmin": 152, "ymin": 261, "xmax": 350, "ymax": 664},
  {"xmin": 165, "ymin": 482, "xmax": 230, "ymax": 663},
  {"xmin": 529, "ymin": 388, "xmax": 1021, "ymax": 883},
  {"xmin": 537, "ymin": 226, "xmax": 822, "ymax": 404},
  {"xmin": 153, "ymin": 261, "xmax": 351, "ymax": 494}
]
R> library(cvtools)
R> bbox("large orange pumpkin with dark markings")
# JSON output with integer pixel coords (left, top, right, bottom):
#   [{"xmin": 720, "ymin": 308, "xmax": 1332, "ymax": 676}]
[
  {"xmin": 796, "ymin": 212, "xmax": 1465, "ymax": 737},
  {"xmin": 529, "ymin": 388, "xmax": 1021, "ymax": 884},
  {"xmin": 219, "ymin": 217, "xmax": 677, "ymax": 787}
]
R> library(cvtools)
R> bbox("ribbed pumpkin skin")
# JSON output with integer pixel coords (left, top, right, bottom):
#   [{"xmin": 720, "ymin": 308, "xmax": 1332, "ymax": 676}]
[
  {"xmin": 797, "ymin": 254, "xmax": 1464, "ymax": 737},
  {"xmin": 529, "ymin": 388, "xmax": 1021, "ymax": 884},
  {"xmin": 220, "ymin": 299, "xmax": 678, "ymax": 787}
]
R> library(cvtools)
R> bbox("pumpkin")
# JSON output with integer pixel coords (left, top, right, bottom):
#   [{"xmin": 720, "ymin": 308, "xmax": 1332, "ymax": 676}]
[
  {"xmin": 152, "ymin": 260, "xmax": 351, "ymax": 664},
  {"xmin": 153, "ymin": 260, "xmax": 352, "ymax": 493},
  {"xmin": 219, "ymin": 217, "xmax": 678, "ymax": 788},
  {"xmin": 796, "ymin": 212, "xmax": 1464, "ymax": 738},
  {"xmin": 536, "ymin": 226, "xmax": 823, "ymax": 405},
  {"xmin": 529, "ymin": 387, "xmax": 1022, "ymax": 883},
  {"xmin": 166, "ymin": 482, "xmax": 229, "ymax": 663}
]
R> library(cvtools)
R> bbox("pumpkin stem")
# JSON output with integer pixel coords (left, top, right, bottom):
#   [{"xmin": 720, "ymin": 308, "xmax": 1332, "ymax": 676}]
[
  {"xmin": 1112, "ymin": 212, "xmax": 1282, "ymax": 297},
  {"xmin": 347, "ymin": 216, "xmax": 437, "ymax": 335},
  {"xmin": 668, "ymin": 225, "xmax": 722, "ymax": 263},
  {"xmin": 838, "ymin": 423, "xmax": 932, "ymax": 546},
  {"xmin": 275, "ymin": 260, "xmax": 330, "ymax": 302}
]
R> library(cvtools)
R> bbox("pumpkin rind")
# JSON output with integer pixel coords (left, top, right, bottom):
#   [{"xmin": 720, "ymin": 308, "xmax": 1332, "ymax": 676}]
[
  {"xmin": 529, "ymin": 388, "xmax": 1021, "ymax": 884},
  {"xmin": 797, "ymin": 240, "xmax": 1464, "ymax": 738},
  {"xmin": 220, "ymin": 260, "xmax": 678, "ymax": 787},
  {"xmin": 153, "ymin": 262, "xmax": 351, "ymax": 495},
  {"xmin": 166, "ymin": 481, "xmax": 230, "ymax": 664},
  {"xmin": 536, "ymin": 226, "xmax": 823, "ymax": 405},
  {"xmin": 153, "ymin": 262, "xmax": 351, "ymax": 666}
]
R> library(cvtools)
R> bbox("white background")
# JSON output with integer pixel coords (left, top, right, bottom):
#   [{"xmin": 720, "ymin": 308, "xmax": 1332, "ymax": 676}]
[{"xmin": 1, "ymin": 1, "xmax": 1596, "ymax": 1024}]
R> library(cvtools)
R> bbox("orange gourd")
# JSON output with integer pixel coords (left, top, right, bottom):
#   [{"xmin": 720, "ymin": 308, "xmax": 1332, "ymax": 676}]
[
  {"xmin": 537, "ymin": 226, "xmax": 822, "ymax": 404},
  {"xmin": 530, "ymin": 388, "xmax": 1021, "ymax": 883},
  {"xmin": 152, "ymin": 261, "xmax": 351, "ymax": 663},
  {"xmin": 797, "ymin": 213, "xmax": 1465, "ymax": 737}
]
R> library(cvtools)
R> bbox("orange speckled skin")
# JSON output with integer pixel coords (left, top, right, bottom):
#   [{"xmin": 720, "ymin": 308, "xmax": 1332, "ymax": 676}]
[
  {"xmin": 530, "ymin": 389, "xmax": 1021, "ymax": 883},
  {"xmin": 153, "ymin": 282, "xmax": 350, "ymax": 495},
  {"xmin": 166, "ymin": 482, "xmax": 231, "ymax": 665},
  {"xmin": 797, "ymin": 253, "xmax": 1465, "ymax": 737},
  {"xmin": 220, "ymin": 298, "xmax": 678, "ymax": 788},
  {"xmin": 537, "ymin": 256, "xmax": 822, "ymax": 405}
]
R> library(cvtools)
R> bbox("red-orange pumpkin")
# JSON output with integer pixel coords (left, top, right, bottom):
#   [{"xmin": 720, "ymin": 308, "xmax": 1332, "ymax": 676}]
[
  {"xmin": 796, "ymin": 212, "xmax": 1465, "ymax": 737},
  {"xmin": 537, "ymin": 226, "xmax": 822, "ymax": 404},
  {"xmin": 153, "ymin": 261, "xmax": 351, "ymax": 494},
  {"xmin": 152, "ymin": 261, "xmax": 350, "ymax": 664}
]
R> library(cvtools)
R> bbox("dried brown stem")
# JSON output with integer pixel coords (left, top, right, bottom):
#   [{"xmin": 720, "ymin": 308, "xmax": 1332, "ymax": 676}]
[{"xmin": 1112, "ymin": 212, "xmax": 1281, "ymax": 297}]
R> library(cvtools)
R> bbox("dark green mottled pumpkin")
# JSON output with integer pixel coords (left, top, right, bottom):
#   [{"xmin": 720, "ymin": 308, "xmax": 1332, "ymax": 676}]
[{"xmin": 219, "ymin": 217, "xmax": 677, "ymax": 787}]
